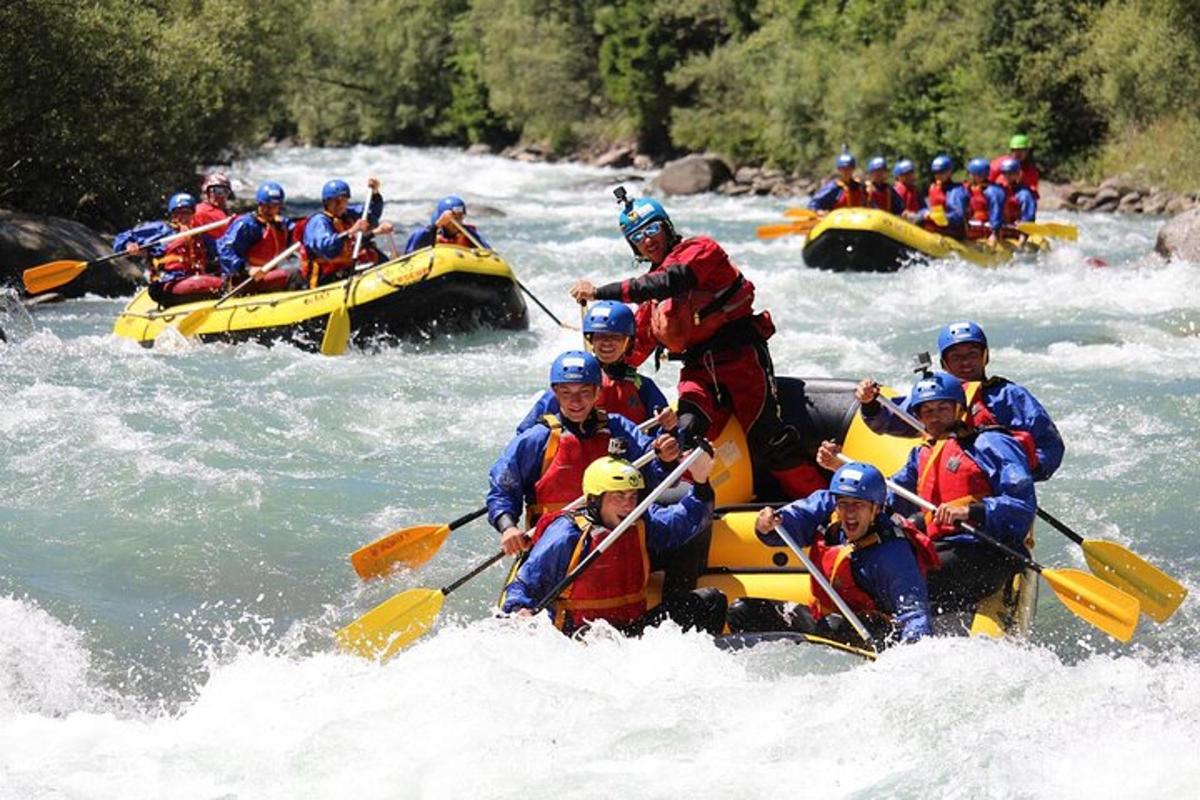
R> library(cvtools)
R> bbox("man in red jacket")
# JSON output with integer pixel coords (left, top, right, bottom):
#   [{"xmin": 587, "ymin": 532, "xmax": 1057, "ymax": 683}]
[
  {"xmin": 989, "ymin": 134, "xmax": 1040, "ymax": 197},
  {"xmin": 569, "ymin": 191, "xmax": 826, "ymax": 501}
]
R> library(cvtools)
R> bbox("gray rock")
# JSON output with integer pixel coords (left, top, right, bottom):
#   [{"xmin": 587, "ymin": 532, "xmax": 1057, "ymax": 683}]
[
  {"xmin": 734, "ymin": 166, "xmax": 760, "ymax": 184},
  {"xmin": 1117, "ymin": 192, "xmax": 1142, "ymax": 213},
  {"xmin": 593, "ymin": 144, "xmax": 636, "ymax": 169},
  {"xmin": 1084, "ymin": 186, "xmax": 1121, "ymax": 210},
  {"xmin": 718, "ymin": 181, "xmax": 753, "ymax": 196},
  {"xmin": 0, "ymin": 209, "xmax": 142, "ymax": 297},
  {"xmin": 466, "ymin": 143, "xmax": 495, "ymax": 156},
  {"xmin": 1166, "ymin": 195, "xmax": 1191, "ymax": 216},
  {"xmin": 1142, "ymin": 192, "xmax": 1169, "ymax": 216},
  {"xmin": 1155, "ymin": 207, "xmax": 1200, "ymax": 260},
  {"xmin": 1091, "ymin": 198, "xmax": 1120, "ymax": 213},
  {"xmin": 1099, "ymin": 175, "xmax": 1138, "ymax": 196},
  {"xmin": 1038, "ymin": 182, "xmax": 1070, "ymax": 212},
  {"xmin": 650, "ymin": 155, "xmax": 733, "ymax": 196},
  {"xmin": 632, "ymin": 154, "xmax": 656, "ymax": 170}
]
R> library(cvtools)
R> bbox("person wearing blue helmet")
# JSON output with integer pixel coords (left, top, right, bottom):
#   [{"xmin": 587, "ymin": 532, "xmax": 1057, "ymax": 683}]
[
  {"xmin": 216, "ymin": 180, "xmax": 297, "ymax": 293},
  {"xmin": 856, "ymin": 321, "xmax": 1064, "ymax": 483},
  {"xmin": 826, "ymin": 371, "xmax": 1036, "ymax": 611},
  {"xmin": 570, "ymin": 188, "xmax": 827, "ymax": 502},
  {"xmin": 301, "ymin": 176, "xmax": 394, "ymax": 287},
  {"xmin": 516, "ymin": 300, "xmax": 671, "ymax": 433},
  {"xmin": 911, "ymin": 155, "xmax": 965, "ymax": 237},
  {"xmin": 989, "ymin": 134, "xmax": 1040, "ymax": 197},
  {"xmin": 807, "ymin": 153, "xmax": 866, "ymax": 212},
  {"xmin": 404, "ymin": 194, "xmax": 490, "ymax": 254},
  {"xmin": 114, "ymin": 192, "xmax": 223, "ymax": 306},
  {"xmin": 951, "ymin": 157, "xmax": 1006, "ymax": 241},
  {"xmin": 891, "ymin": 159, "xmax": 924, "ymax": 218},
  {"xmin": 997, "ymin": 158, "xmax": 1038, "ymax": 231},
  {"xmin": 488, "ymin": 350, "xmax": 682, "ymax": 557},
  {"xmin": 864, "ymin": 156, "xmax": 904, "ymax": 215},
  {"xmin": 727, "ymin": 460, "xmax": 937, "ymax": 646}
]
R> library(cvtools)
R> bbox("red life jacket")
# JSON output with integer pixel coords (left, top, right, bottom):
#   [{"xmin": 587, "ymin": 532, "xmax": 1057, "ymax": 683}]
[
  {"xmin": 963, "ymin": 379, "xmax": 1040, "ymax": 471},
  {"xmin": 555, "ymin": 513, "xmax": 650, "ymax": 630},
  {"xmin": 833, "ymin": 178, "xmax": 866, "ymax": 209},
  {"xmin": 807, "ymin": 518, "xmax": 939, "ymax": 619},
  {"xmin": 649, "ymin": 238, "xmax": 757, "ymax": 354},
  {"xmin": 599, "ymin": 367, "xmax": 649, "ymax": 424},
  {"xmin": 989, "ymin": 157, "xmax": 1040, "ymax": 197},
  {"xmin": 915, "ymin": 435, "xmax": 993, "ymax": 538},
  {"xmin": 244, "ymin": 214, "xmax": 291, "ymax": 268},
  {"xmin": 192, "ymin": 203, "xmax": 231, "ymax": 238},
  {"xmin": 1001, "ymin": 184, "xmax": 1022, "ymax": 224},
  {"xmin": 152, "ymin": 223, "xmax": 212, "ymax": 279},
  {"xmin": 301, "ymin": 212, "xmax": 358, "ymax": 286},
  {"xmin": 528, "ymin": 414, "xmax": 613, "ymax": 524},
  {"xmin": 894, "ymin": 181, "xmax": 920, "ymax": 213},
  {"xmin": 866, "ymin": 181, "xmax": 893, "ymax": 213},
  {"xmin": 927, "ymin": 179, "xmax": 954, "ymax": 209},
  {"xmin": 436, "ymin": 226, "xmax": 476, "ymax": 249}
]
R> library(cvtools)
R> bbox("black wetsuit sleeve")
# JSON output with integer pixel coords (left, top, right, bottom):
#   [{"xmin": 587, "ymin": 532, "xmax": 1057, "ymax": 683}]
[{"xmin": 594, "ymin": 263, "xmax": 697, "ymax": 303}]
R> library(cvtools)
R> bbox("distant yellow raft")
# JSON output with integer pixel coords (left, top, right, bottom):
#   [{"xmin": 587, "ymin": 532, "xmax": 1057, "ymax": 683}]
[
  {"xmin": 112, "ymin": 245, "xmax": 528, "ymax": 349},
  {"xmin": 801, "ymin": 208, "xmax": 1050, "ymax": 272}
]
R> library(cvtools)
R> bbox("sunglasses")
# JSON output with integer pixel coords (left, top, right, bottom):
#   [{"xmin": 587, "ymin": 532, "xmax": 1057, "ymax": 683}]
[
  {"xmin": 627, "ymin": 221, "xmax": 664, "ymax": 244},
  {"xmin": 207, "ymin": 186, "xmax": 231, "ymax": 196}
]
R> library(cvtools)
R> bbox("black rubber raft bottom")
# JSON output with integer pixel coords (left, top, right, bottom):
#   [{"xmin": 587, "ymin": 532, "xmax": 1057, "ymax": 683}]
[{"xmin": 802, "ymin": 229, "xmax": 920, "ymax": 272}]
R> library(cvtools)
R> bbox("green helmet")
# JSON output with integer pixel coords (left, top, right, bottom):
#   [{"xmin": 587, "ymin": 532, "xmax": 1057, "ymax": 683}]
[{"xmin": 1010, "ymin": 134, "xmax": 1031, "ymax": 150}]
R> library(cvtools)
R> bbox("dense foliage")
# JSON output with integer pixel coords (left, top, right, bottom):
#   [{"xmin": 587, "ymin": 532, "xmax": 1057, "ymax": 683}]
[{"xmin": 4, "ymin": 0, "xmax": 1198, "ymax": 225}]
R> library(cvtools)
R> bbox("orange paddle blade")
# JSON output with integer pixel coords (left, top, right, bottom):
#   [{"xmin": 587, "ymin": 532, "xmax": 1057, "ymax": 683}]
[
  {"xmin": 23, "ymin": 260, "xmax": 88, "ymax": 294},
  {"xmin": 350, "ymin": 524, "xmax": 451, "ymax": 580},
  {"xmin": 755, "ymin": 220, "xmax": 817, "ymax": 240},
  {"xmin": 783, "ymin": 208, "xmax": 819, "ymax": 220}
]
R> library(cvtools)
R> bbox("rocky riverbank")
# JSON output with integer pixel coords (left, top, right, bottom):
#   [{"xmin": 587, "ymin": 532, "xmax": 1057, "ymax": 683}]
[{"xmin": 0, "ymin": 209, "xmax": 142, "ymax": 297}]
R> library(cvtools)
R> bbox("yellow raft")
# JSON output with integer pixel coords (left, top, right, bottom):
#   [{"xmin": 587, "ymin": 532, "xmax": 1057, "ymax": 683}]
[
  {"xmin": 650, "ymin": 377, "xmax": 1038, "ymax": 651},
  {"xmin": 801, "ymin": 208, "xmax": 1050, "ymax": 272},
  {"xmin": 113, "ymin": 245, "xmax": 528, "ymax": 349}
]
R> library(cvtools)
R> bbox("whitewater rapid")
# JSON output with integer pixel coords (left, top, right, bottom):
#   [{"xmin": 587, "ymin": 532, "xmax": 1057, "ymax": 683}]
[{"xmin": 2, "ymin": 145, "xmax": 1198, "ymax": 798}]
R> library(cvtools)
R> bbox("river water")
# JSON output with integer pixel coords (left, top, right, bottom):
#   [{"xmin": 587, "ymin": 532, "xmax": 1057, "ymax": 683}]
[{"xmin": 2, "ymin": 146, "xmax": 1198, "ymax": 798}]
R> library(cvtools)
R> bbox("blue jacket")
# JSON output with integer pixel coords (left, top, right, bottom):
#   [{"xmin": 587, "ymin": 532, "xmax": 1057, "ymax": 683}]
[
  {"xmin": 302, "ymin": 196, "xmax": 383, "ymax": 260},
  {"xmin": 487, "ymin": 411, "xmax": 669, "ymax": 531},
  {"xmin": 807, "ymin": 180, "xmax": 856, "ymax": 211},
  {"xmin": 889, "ymin": 429, "xmax": 1036, "ymax": 550},
  {"xmin": 1012, "ymin": 187, "xmax": 1037, "ymax": 222},
  {"xmin": 982, "ymin": 183, "xmax": 1008, "ymax": 232},
  {"xmin": 942, "ymin": 184, "xmax": 969, "ymax": 232},
  {"xmin": 501, "ymin": 488, "xmax": 712, "ymax": 616},
  {"xmin": 216, "ymin": 214, "xmax": 296, "ymax": 277},
  {"xmin": 860, "ymin": 377, "xmax": 1063, "ymax": 481},
  {"xmin": 404, "ymin": 222, "xmax": 489, "ymax": 254},
  {"xmin": 762, "ymin": 490, "xmax": 932, "ymax": 642},
  {"xmin": 113, "ymin": 221, "xmax": 217, "ymax": 283},
  {"xmin": 515, "ymin": 366, "xmax": 670, "ymax": 434}
]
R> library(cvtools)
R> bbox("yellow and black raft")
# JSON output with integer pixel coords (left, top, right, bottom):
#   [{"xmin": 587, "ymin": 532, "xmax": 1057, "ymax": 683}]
[
  {"xmin": 113, "ymin": 244, "xmax": 529, "ymax": 349},
  {"xmin": 801, "ymin": 208, "xmax": 1050, "ymax": 272},
  {"xmin": 648, "ymin": 378, "xmax": 1036, "ymax": 654}
]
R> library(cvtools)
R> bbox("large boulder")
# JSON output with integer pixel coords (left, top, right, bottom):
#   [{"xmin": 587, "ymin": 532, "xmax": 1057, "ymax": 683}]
[
  {"xmin": 1154, "ymin": 207, "xmax": 1200, "ymax": 261},
  {"xmin": 651, "ymin": 155, "xmax": 733, "ymax": 196},
  {"xmin": 0, "ymin": 209, "xmax": 141, "ymax": 297}
]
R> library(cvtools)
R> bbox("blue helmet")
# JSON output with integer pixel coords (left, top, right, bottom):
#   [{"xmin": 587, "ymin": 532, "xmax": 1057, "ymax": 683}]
[
  {"xmin": 893, "ymin": 159, "xmax": 914, "ymax": 178},
  {"xmin": 930, "ymin": 155, "xmax": 953, "ymax": 174},
  {"xmin": 167, "ymin": 192, "xmax": 196, "ymax": 214},
  {"xmin": 582, "ymin": 301, "xmax": 636, "ymax": 337},
  {"xmin": 937, "ymin": 320, "xmax": 989, "ymax": 365},
  {"xmin": 866, "ymin": 156, "xmax": 887, "ymax": 173},
  {"xmin": 908, "ymin": 371, "xmax": 966, "ymax": 410},
  {"xmin": 1000, "ymin": 157, "xmax": 1021, "ymax": 174},
  {"xmin": 618, "ymin": 196, "xmax": 671, "ymax": 239},
  {"xmin": 967, "ymin": 158, "xmax": 990, "ymax": 177},
  {"xmin": 255, "ymin": 181, "xmax": 285, "ymax": 205},
  {"xmin": 432, "ymin": 195, "xmax": 467, "ymax": 224},
  {"xmin": 549, "ymin": 350, "xmax": 602, "ymax": 386},
  {"xmin": 321, "ymin": 179, "xmax": 351, "ymax": 203},
  {"xmin": 830, "ymin": 462, "xmax": 887, "ymax": 506},
  {"xmin": 835, "ymin": 153, "xmax": 856, "ymax": 170}
]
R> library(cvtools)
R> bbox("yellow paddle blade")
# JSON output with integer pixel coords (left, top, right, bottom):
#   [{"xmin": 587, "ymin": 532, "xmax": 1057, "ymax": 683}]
[
  {"xmin": 1082, "ymin": 540, "xmax": 1187, "ymax": 623},
  {"xmin": 175, "ymin": 306, "xmax": 214, "ymax": 338},
  {"xmin": 1042, "ymin": 567, "xmax": 1140, "ymax": 642},
  {"xmin": 23, "ymin": 260, "xmax": 87, "ymax": 294},
  {"xmin": 320, "ymin": 306, "xmax": 351, "ymax": 356},
  {"xmin": 349, "ymin": 524, "xmax": 451, "ymax": 579},
  {"xmin": 755, "ymin": 221, "xmax": 816, "ymax": 240},
  {"xmin": 928, "ymin": 205, "xmax": 949, "ymax": 227},
  {"xmin": 337, "ymin": 588, "xmax": 445, "ymax": 660},
  {"xmin": 1017, "ymin": 221, "xmax": 1078, "ymax": 241},
  {"xmin": 783, "ymin": 208, "xmax": 819, "ymax": 220}
]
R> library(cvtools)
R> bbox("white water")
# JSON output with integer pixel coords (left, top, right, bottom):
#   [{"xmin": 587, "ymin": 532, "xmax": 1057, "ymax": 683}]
[{"xmin": 2, "ymin": 145, "xmax": 1198, "ymax": 798}]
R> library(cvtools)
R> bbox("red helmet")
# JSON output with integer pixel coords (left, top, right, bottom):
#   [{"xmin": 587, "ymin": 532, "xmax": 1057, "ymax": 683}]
[{"xmin": 201, "ymin": 172, "xmax": 233, "ymax": 196}]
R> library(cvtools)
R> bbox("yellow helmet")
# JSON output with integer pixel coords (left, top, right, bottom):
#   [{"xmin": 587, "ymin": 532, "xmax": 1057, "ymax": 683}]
[{"xmin": 582, "ymin": 456, "xmax": 645, "ymax": 496}]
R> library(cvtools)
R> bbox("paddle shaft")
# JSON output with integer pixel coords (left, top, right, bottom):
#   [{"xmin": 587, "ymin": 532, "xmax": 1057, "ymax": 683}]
[
  {"xmin": 213, "ymin": 240, "xmax": 303, "ymax": 311},
  {"xmin": 772, "ymin": 523, "xmax": 875, "ymax": 647},
  {"xmin": 532, "ymin": 447, "xmax": 705, "ymax": 614},
  {"xmin": 448, "ymin": 218, "xmax": 574, "ymax": 331},
  {"xmin": 351, "ymin": 185, "xmax": 372, "ymax": 261},
  {"xmin": 443, "ymin": 550, "xmax": 506, "ymax": 596},
  {"xmin": 120, "ymin": 217, "xmax": 228, "ymax": 258}
]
